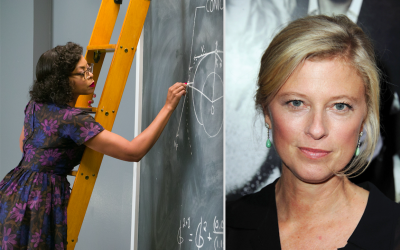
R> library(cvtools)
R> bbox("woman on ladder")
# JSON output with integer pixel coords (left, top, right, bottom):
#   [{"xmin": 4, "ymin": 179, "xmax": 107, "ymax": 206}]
[{"xmin": 0, "ymin": 42, "xmax": 187, "ymax": 249}]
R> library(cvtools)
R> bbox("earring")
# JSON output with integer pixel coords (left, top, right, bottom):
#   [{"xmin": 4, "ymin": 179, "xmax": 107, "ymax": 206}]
[
  {"xmin": 265, "ymin": 123, "xmax": 271, "ymax": 148},
  {"xmin": 355, "ymin": 131, "xmax": 363, "ymax": 156}
]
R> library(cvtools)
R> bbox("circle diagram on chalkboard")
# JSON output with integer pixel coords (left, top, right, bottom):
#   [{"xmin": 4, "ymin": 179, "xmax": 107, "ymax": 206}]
[
  {"xmin": 174, "ymin": 5, "xmax": 223, "ymax": 152},
  {"xmin": 191, "ymin": 42, "xmax": 223, "ymax": 138}
]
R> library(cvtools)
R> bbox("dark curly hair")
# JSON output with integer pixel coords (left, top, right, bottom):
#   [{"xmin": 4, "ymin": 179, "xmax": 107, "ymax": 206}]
[{"xmin": 30, "ymin": 42, "xmax": 83, "ymax": 106}]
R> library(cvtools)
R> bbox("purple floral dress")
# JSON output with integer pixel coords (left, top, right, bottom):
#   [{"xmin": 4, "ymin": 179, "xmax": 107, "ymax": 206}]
[{"xmin": 0, "ymin": 101, "xmax": 104, "ymax": 250}]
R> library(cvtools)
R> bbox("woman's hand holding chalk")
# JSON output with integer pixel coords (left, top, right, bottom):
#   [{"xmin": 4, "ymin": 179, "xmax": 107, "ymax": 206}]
[{"xmin": 164, "ymin": 82, "xmax": 187, "ymax": 111}]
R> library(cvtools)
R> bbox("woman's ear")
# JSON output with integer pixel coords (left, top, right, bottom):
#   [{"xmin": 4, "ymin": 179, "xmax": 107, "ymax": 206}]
[
  {"xmin": 68, "ymin": 78, "xmax": 75, "ymax": 89},
  {"xmin": 360, "ymin": 116, "xmax": 367, "ymax": 134},
  {"xmin": 264, "ymin": 107, "xmax": 272, "ymax": 128},
  {"xmin": 360, "ymin": 123, "xmax": 365, "ymax": 135},
  {"xmin": 360, "ymin": 109, "xmax": 368, "ymax": 133}
]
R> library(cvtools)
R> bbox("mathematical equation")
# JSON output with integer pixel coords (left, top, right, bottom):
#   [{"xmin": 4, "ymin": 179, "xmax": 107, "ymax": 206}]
[{"xmin": 177, "ymin": 216, "xmax": 223, "ymax": 249}]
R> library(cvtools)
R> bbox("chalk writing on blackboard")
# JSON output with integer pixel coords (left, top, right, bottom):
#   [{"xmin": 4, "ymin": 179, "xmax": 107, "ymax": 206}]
[
  {"xmin": 206, "ymin": 0, "xmax": 224, "ymax": 12},
  {"xmin": 177, "ymin": 216, "xmax": 224, "ymax": 250},
  {"xmin": 174, "ymin": 5, "xmax": 224, "ymax": 152},
  {"xmin": 139, "ymin": 0, "xmax": 223, "ymax": 249}
]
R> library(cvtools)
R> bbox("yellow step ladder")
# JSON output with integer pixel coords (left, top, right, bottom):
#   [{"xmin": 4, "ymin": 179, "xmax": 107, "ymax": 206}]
[{"xmin": 66, "ymin": 0, "xmax": 150, "ymax": 249}]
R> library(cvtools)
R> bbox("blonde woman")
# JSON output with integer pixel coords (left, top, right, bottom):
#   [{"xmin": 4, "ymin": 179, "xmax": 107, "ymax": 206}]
[{"xmin": 226, "ymin": 15, "xmax": 400, "ymax": 249}]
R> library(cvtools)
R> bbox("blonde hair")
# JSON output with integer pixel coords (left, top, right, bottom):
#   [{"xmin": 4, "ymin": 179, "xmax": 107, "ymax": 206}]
[{"xmin": 255, "ymin": 15, "xmax": 380, "ymax": 177}]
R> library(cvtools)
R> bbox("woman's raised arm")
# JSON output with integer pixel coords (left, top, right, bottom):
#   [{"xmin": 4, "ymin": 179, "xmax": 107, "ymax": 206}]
[{"xmin": 84, "ymin": 82, "xmax": 187, "ymax": 162}]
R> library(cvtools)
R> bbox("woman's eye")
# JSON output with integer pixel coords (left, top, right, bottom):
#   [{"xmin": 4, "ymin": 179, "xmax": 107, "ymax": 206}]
[
  {"xmin": 334, "ymin": 103, "xmax": 350, "ymax": 111},
  {"xmin": 291, "ymin": 100, "xmax": 303, "ymax": 107}
]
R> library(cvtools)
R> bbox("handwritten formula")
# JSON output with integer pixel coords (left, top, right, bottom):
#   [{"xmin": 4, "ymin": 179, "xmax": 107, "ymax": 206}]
[{"xmin": 177, "ymin": 216, "xmax": 223, "ymax": 250}]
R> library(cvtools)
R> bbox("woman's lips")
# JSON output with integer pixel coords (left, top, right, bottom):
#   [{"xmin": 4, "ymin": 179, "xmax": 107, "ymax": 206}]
[
  {"xmin": 299, "ymin": 147, "xmax": 331, "ymax": 159},
  {"xmin": 89, "ymin": 82, "xmax": 95, "ymax": 87}
]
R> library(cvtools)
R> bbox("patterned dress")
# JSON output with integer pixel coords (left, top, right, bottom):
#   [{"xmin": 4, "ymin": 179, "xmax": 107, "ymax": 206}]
[{"xmin": 0, "ymin": 101, "xmax": 104, "ymax": 250}]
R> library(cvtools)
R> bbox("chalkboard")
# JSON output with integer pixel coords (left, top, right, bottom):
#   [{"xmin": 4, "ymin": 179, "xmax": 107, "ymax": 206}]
[{"xmin": 138, "ymin": 0, "xmax": 224, "ymax": 249}]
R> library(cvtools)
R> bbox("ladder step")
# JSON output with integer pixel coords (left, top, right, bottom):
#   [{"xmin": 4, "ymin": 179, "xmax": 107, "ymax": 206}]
[
  {"xmin": 76, "ymin": 107, "xmax": 98, "ymax": 113},
  {"xmin": 69, "ymin": 171, "xmax": 78, "ymax": 176},
  {"xmin": 87, "ymin": 44, "xmax": 116, "ymax": 52}
]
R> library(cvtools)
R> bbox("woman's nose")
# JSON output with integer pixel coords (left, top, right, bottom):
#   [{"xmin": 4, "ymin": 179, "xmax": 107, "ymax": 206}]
[{"xmin": 305, "ymin": 110, "xmax": 328, "ymax": 140}]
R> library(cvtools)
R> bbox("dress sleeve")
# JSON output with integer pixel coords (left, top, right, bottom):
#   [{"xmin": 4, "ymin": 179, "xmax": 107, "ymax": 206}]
[
  {"xmin": 72, "ymin": 111, "xmax": 105, "ymax": 145},
  {"xmin": 24, "ymin": 101, "xmax": 32, "ymax": 115},
  {"xmin": 23, "ymin": 101, "xmax": 34, "ymax": 137},
  {"xmin": 58, "ymin": 108, "xmax": 105, "ymax": 146}
]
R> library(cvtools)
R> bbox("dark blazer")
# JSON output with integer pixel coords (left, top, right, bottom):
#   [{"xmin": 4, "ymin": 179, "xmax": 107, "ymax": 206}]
[{"xmin": 226, "ymin": 179, "xmax": 400, "ymax": 250}]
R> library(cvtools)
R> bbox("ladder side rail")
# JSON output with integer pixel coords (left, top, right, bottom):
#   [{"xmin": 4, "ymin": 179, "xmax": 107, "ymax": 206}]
[
  {"xmin": 67, "ymin": 150, "xmax": 105, "ymax": 249},
  {"xmin": 88, "ymin": 0, "xmax": 120, "ymax": 46},
  {"xmin": 95, "ymin": 0, "xmax": 150, "ymax": 130},
  {"xmin": 76, "ymin": 0, "xmax": 120, "ymax": 108},
  {"xmin": 67, "ymin": 0, "xmax": 120, "ymax": 248}
]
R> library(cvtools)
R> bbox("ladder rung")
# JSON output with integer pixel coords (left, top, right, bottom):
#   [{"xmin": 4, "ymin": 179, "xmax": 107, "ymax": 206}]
[
  {"xmin": 87, "ymin": 44, "xmax": 116, "ymax": 52},
  {"xmin": 69, "ymin": 171, "xmax": 78, "ymax": 176},
  {"xmin": 76, "ymin": 107, "xmax": 98, "ymax": 113}
]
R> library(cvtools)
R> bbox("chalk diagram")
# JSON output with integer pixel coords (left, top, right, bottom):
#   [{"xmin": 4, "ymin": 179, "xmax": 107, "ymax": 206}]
[{"xmin": 174, "ymin": 5, "xmax": 223, "ymax": 152}]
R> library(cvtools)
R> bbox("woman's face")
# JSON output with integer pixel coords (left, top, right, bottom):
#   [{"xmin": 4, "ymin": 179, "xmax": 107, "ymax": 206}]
[
  {"xmin": 265, "ymin": 58, "xmax": 367, "ymax": 184},
  {"xmin": 69, "ymin": 55, "xmax": 95, "ymax": 98}
]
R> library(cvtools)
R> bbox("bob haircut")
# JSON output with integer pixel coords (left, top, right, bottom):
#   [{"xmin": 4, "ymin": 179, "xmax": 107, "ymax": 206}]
[
  {"xmin": 30, "ymin": 42, "xmax": 83, "ymax": 106},
  {"xmin": 255, "ymin": 15, "xmax": 380, "ymax": 177}
]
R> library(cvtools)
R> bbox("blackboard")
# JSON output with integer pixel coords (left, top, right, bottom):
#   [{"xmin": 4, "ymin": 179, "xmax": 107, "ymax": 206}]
[{"xmin": 138, "ymin": 0, "xmax": 224, "ymax": 249}]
